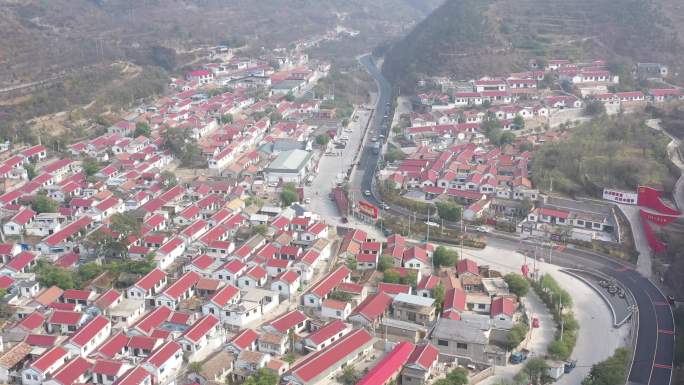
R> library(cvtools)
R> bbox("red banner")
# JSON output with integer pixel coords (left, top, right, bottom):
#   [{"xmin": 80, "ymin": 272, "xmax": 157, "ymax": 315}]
[
  {"xmin": 637, "ymin": 186, "xmax": 681, "ymax": 216},
  {"xmin": 639, "ymin": 209, "xmax": 678, "ymax": 226},
  {"xmin": 639, "ymin": 213, "xmax": 668, "ymax": 254},
  {"xmin": 358, "ymin": 200, "xmax": 379, "ymax": 219}
]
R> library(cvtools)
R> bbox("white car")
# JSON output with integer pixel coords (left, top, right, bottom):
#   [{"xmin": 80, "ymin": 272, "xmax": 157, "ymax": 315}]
[
  {"xmin": 304, "ymin": 198, "xmax": 311, "ymax": 204},
  {"xmin": 472, "ymin": 226, "xmax": 490, "ymax": 233},
  {"xmin": 344, "ymin": 128, "xmax": 353, "ymax": 133},
  {"xmin": 371, "ymin": 137, "xmax": 378, "ymax": 142},
  {"xmin": 364, "ymin": 190, "xmax": 371, "ymax": 197}
]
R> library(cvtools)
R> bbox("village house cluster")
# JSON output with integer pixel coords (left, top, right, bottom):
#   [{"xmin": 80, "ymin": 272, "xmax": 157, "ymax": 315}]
[
  {"xmin": 410, "ymin": 59, "xmax": 680, "ymax": 140},
  {"xmin": 383, "ymin": 58, "xmax": 677, "ymax": 240},
  {"xmin": 383, "ymin": 142, "xmax": 539, "ymax": 221},
  {"xmin": 0, "ymin": 38, "xmax": 536, "ymax": 385},
  {"xmin": 0, "ymin": 156, "xmax": 526, "ymax": 385}
]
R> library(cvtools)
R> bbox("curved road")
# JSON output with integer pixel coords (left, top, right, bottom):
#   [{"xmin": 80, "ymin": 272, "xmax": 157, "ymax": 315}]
[{"xmin": 357, "ymin": 54, "xmax": 675, "ymax": 385}]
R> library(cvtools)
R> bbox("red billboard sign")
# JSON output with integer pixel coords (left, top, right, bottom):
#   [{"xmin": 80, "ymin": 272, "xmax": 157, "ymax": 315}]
[{"xmin": 358, "ymin": 200, "xmax": 379, "ymax": 219}]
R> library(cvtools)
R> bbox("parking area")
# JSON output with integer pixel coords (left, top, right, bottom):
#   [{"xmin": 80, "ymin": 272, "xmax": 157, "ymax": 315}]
[
  {"xmin": 561, "ymin": 269, "xmax": 633, "ymax": 326},
  {"xmin": 306, "ymin": 108, "xmax": 372, "ymax": 223}
]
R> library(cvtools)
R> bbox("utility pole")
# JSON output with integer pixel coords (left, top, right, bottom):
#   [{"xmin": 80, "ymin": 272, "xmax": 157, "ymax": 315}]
[
  {"xmin": 426, "ymin": 207, "xmax": 430, "ymax": 244},
  {"xmin": 559, "ymin": 295, "xmax": 564, "ymax": 340},
  {"xmin": 460, "ymin": 208, "xmax": 464, "ymax": 258}
]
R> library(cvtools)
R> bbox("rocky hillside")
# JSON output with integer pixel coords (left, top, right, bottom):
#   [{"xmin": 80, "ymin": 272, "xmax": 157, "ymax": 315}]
[
  {"xmin": 382, "ymin": 0, "xmax": 684, "ymax": 91},
  {"xmin": 0, "ymin": 0, "xmax": 443, "ymax": 87}
]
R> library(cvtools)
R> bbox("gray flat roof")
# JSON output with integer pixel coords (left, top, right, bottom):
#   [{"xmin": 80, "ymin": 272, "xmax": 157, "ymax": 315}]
[
  {"xmin": 394, "ymin": 293, "xmax": 435, "ymax": 307},
  {"xmin": 433, "ymin": 318, "xmax": 488, "ymax": 345},
  {"xmin": 265, "ymin": 149, "xmax": 312, "ymax": 173}
]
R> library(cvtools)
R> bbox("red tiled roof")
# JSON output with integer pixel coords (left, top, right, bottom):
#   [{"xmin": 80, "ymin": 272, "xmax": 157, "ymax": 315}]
[
  {"xmin": 43, "ymin": 217, "xmax": 92, "ymax": 246},
  {"xmin": 275, "ymin": 270, "xmax": 299, "ymax": 284},
  {"xmin": 306, "ymin": 265, "xmax": 350, "ymax": 298},
  {"xmin": 55, "ymin": 252, "xmax": 79, "ymax": 268},
  {"xmin": 351, "ymin": 292, "xmax": 392, "ymax": 322},
  {"xmin": 95, "ymin": 289, "xmax": 121, "ymax": 309},
  {"xmin": 357, "ymin": 341, "xmax": 413, "ymax": 385},
  {"xmin": 245, "ymin": 265, "xmax": 267, "ymax": 281},
  {"xmin": 168, "ymin": 311, "xmax": 192, "ymax": 325},
  {"xmin": 181, "ymin": 315, "xmax": 219, "ymax": 343},
  {"xmin": 51, "ymin": 356, "xmax": 91, "ymax": 384},
  {"xmin": 135, "ymin": 268, "xmax": 166, "ymax": 291},
  {"xmin": 457, "ymin": 258, "xmax": 479, "ymax": 276},
  {"xmin": 9, "ymin": 208, "xmax": 35, "ymax": 225},
  {"xmin": 417, "ymin": 275, "xmax": 440, "ymax": 291},
  {"xmin": 269, "ymin": 310, "xmax": 308, "ymax": 334},
  {"xmin": 190, "ymin": 254, "xmax": 214, "ymax": 270},
  {"xmin": 6, "ymin": 251, "xmax": 36, "ymax": 271},
  {"xmin": 25, "ymin": 334, "xmax": 58, "ymax": 347},
  {"xmin": 0, "ymin": 243, "xmax": 17, "ymax": 255},
  {"xmin": 18, "ymin": 312, "xmax": 45, "ymax": 330},
  {"xmin": 145, "ymin": 341, "xmax": 181, "ymax": 368},
  {"xmin": 0, "ymin": 275, "xmax": 13, "ymax": 289},
  {"xmin": 48, "ymin": 310, "xmax": 82, "ymax": 325},
  {"xmin": 161, "ymin": 271, "xmax": 200, "ymax": 300},
  {"xmin": 115, "ymin": 366, "xmax": 151, "ymax": 385},
  {"xmin": 92, "ymin": 359, "xmax": 124, "ymax": 376},
  {"xmin": 337, "ymin": 282, "xmax": 364, "ymax": 294},
  {"xmin": 127, "ymin": 335, "xmax": 159, "ymax": 351},
  {"xmin": 209, "ymin": 284, "xmax": 239, "ymax": 307},
  {"xmin": 289, "ymin": 328, "xmax": 373, "ymax": 382},
  {"xmin": 31, "ymin": 346, "xmax": 68, "ymax": 373},
  {"xmin": 97, "ymin": 332, "xmax": 128, "ymax": 357},
  {"xmin": 49, "ymin": 302, "xmax": 76, "ymax": 311},
  {"xmin": 539, "ymin": 207, "xmax": 570, "ymax": 219},
  {"xmin": 220, "ymin": 259, "xmax": 246, "ymax": 274},
  {"xmin": 444, "ymin": 288, "xmax": 466, "ymax": 312},
  {"xmin": 406, "ymin": 343, "xmax": 439, "ymax": 370},
  {"xmin": 230, "ymin": 329, "xmax": 258, "ymax": 350},
  {"xmin": 491, "ymin": 297, "xmax": 515, "ymax": 317},
  {"xmin": 158, "ymin": 237, "xmax": 184, "ymax": 254},
  {"xmin": 62, "ymin": 289, "xmax": 93, "ymax": 301},
  {"xmin": 377, "ymin": 282, "xmax": 411, "ymax": 295},
  {"xmin": 134, "ymin": 306, "xmax": 173, "ymax": 334},
  {"xmin": 69, "ymin": 315, "xmax": 109, "ymax": 347},
  {"xmin": 150, "ymin": 329, "xmax": 172, "ymax": 339},
  {"xmin": 305, "ymin": 320, "xmax": 349, "ymax": 345}
]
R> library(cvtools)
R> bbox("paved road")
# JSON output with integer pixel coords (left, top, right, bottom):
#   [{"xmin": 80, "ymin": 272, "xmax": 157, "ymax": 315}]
[
  {"xmin": 358, "ymin": 56, "xmax": 675, "ymax": 385},
  {"xmin": 490, "ymin": 235, "xmax": 674, "ymax": 385},
  {"xmin": 354, "ymin": 54, "xmax": 391, "ymax": 205}
]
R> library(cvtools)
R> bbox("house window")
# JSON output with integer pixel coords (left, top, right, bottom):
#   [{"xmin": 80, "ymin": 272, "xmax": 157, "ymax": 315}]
[
  {"xmin": 457, "ymin": 343, "xmax": 468, "ymax": 349},
  {"xmin": 478, "ymin": 304, "xmax": 486, "ymax": 309},
  {"xmin": 336, "ymin": 311, "xmax": 341, "ymax": 316},
  {"xmin": 437, "ymin": 339, "xmax": 449, "ymax": 346},
  {"xmin": 309, "ymin": 298, "xmax": 314, "ymax": 304}
]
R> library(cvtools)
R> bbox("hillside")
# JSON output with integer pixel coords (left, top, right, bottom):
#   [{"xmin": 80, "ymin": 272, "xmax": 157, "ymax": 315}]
[
  {"xmin": 0, "ymin": 0, "xmax": 442, "ymax": 88},
  {"xmin": 530, "ymin": 115, "xmax": 677, "ymax": 196},
  {"xmin": 382, "ymin": 0, "xmax": 684, "ymax": 91}
]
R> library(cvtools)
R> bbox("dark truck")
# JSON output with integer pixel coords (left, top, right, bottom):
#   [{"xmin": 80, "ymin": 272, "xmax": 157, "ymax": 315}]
[{"xmin": 371, "ymin": 142, "xmax": 380, "ymax": 155}]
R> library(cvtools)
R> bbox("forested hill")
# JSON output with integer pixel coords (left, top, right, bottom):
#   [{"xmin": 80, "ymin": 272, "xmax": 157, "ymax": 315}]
[{"xmin": 382, "ymin": 0, "xmax": 684, "ymax": 91}]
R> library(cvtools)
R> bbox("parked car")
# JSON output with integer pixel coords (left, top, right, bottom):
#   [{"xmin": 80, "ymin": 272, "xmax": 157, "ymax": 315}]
[
  {"xmin": 364, "ymin": 190, "xmax": 371, "ymax": 197},
  {"xmin": 472, "ymin": 226, "xmax": 490, "ymax": 233},
  {"xmin": 532, "ymin": 316, "xmax": 540, "ymax": 328}
]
